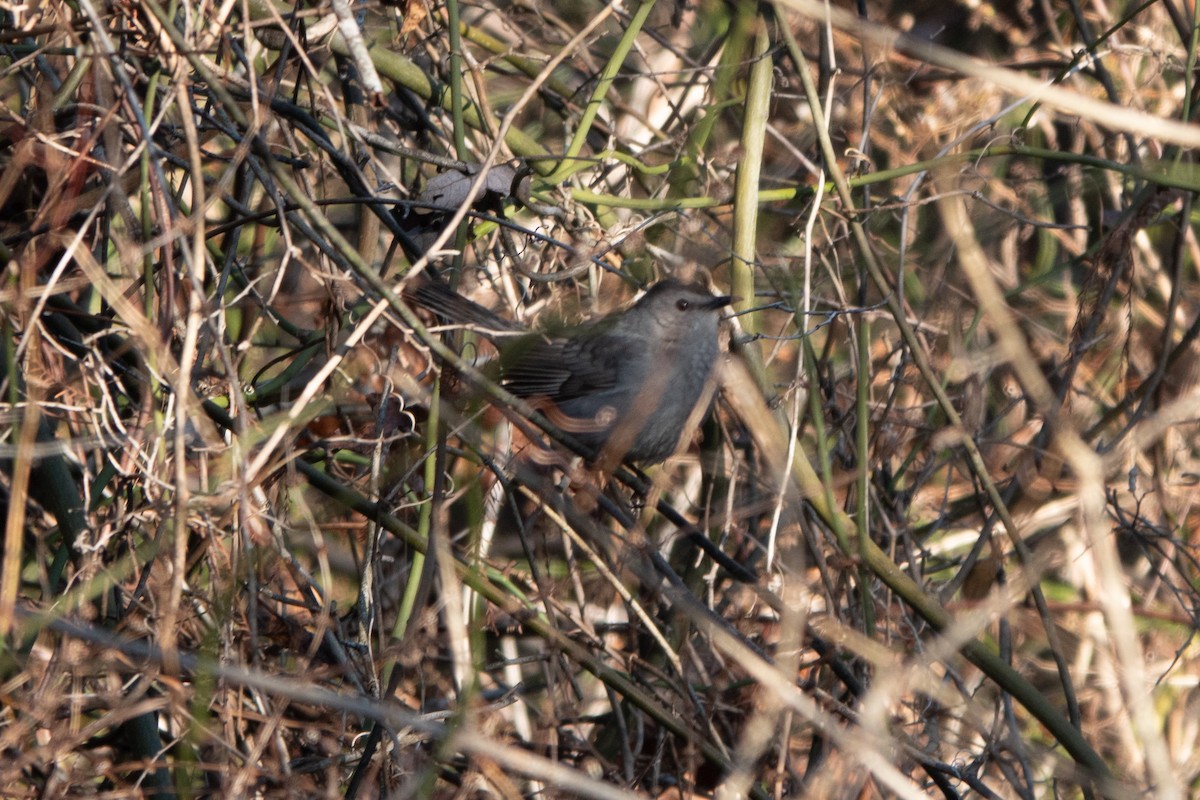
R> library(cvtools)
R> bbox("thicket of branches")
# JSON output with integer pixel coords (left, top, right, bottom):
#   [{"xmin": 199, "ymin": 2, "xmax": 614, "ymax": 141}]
[{"xmin": 2, "ymin": 0, "xmax": 1199, "ymax": 797}]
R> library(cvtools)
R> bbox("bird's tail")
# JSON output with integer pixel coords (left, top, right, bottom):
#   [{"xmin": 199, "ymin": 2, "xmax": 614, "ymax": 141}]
[{"xmin": 403, "ymin": 276, "xmax": 524, "ymax": 336}]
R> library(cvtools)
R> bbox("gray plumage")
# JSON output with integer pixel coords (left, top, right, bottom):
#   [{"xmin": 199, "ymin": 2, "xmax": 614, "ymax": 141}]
[{"xmin": 407, "ymin": 278, "xmax": 731, "ymax": 463}]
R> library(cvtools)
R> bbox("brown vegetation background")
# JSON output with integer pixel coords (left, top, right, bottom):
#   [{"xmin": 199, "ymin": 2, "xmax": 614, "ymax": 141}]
[{"xmin": 1, "ymin": 0, "xmax": 1199, "ymax": 797}]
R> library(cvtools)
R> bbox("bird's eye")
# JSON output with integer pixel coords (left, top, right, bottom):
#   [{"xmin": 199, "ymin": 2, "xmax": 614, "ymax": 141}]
[{"xmin": 675, "ymin": 299, "xmax": 690, "ymax": 311}]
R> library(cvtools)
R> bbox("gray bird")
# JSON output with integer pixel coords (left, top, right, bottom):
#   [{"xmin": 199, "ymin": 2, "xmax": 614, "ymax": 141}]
[{"xmin": 406, "ymin": 277, "xmax": 732, "ymax": 463}]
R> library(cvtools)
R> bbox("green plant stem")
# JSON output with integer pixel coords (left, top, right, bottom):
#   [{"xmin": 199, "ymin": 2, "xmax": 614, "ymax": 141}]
[
  {"xmin": 730, "ymin": 16, "xmax": 770, "ymax": 329},
  {"xmin": 545, "ymin": 0, "xmax": 656, "ymax": 184},
  {"xmin": 446, "ymin": 0, "xmax": 468, "ymax": 160},
  {"xmin": 393, "ymin": 383, "xmax": 434, "ymax": 642},
  {"xmin": 854, "ymin": 312, "xmax": 875, "ymax": 638},
  {"xmin": 459, "ymin": 21, "xmax": 582, "ymax": 104},
  {"xmin": 575, "ymin": 143, "xmax": 1200, "ymax": 210}
]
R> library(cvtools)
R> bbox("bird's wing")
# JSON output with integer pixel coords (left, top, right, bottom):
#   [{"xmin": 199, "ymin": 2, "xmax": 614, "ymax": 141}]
[{"xmin": 502, "ymin": 330, "xmax": 623, "ymax": 401}]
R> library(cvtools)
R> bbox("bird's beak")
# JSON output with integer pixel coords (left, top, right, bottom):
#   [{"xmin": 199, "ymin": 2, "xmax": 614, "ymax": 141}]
[{"xmin": 709, "ymin": 294, "xmax": 735, "ymax": 309}]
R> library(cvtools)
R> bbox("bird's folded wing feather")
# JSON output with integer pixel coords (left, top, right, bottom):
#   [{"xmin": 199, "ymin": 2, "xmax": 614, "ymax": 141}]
[{"xmin": 502, "ymin": 332, "xmax": 624, "ymax": 401}]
